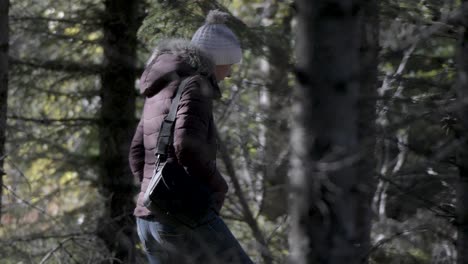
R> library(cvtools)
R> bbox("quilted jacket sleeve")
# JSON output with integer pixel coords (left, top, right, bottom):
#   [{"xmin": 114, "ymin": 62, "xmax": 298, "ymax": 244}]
[
  {"xmin": 129, "ymin": 119, "xmax": 145, "ymax": 182},
  {"xmin": 173, "ymin": 78, "xmax": 228, "ymax": 197}
]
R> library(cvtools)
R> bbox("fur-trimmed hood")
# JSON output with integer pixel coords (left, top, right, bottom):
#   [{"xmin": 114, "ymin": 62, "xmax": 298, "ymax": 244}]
[{"xmin": 139, "ymin": 39, "xmax": 216, "ymax": 97}]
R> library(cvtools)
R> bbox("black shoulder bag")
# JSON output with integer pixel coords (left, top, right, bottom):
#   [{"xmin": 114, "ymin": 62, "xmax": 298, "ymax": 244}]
[{"xmin": 142, "ymin": 77, "xmax": 213, "ymax": 227}]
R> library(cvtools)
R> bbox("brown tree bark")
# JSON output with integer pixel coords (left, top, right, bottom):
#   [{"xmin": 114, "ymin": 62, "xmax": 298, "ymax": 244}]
[
  {"xmin": 455, "ymin": 2, "xmax": 468, "ymax": 263},
  {"xmin": 0, "ymin": 0, "xmax": 9, "ymax": 220},
  {"xmin": 97, "ymin": 0, "xmax": 141, "ymax": 262},
  {"xmin": 289, "ymin": 0, "xmax": 369, "ymax": 263}
]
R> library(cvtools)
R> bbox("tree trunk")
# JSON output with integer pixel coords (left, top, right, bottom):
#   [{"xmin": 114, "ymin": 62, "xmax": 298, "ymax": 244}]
[
  {"xmin": 0, "ymin": 0, "xmax": 9, "ymax": 220},
  {"xmin": 356, "ymin": 0, "xmax": 379, "ymax": 262},
  {"xmin": 97, "ymin": 0, "xmax": 140, "ymax": 262},
  {"xmin": 290, "ymin": 0, "xmax": 365, "ymax": 263},
  {"xmin": 455, "ymin": 2, "xmax": 468, "ymax": 263},
  {"xmin": 261, "ymin": 4, "xmax": 293, "ymax": 220}
]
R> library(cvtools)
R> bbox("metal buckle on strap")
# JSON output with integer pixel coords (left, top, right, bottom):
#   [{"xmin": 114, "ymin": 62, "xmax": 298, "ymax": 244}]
[
  {"xmin": 154, "ymin": 154, "xmax": 170, "ymax": 189},
  {"xmin": 154, "ymin": 154, "xmax": 166, "ymax": 170}
]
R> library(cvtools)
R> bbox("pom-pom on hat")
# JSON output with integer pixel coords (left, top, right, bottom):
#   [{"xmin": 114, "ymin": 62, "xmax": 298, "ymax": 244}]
[{"xmin": 191, "ymin": 10, "xmax": 242, "ymax": 66}]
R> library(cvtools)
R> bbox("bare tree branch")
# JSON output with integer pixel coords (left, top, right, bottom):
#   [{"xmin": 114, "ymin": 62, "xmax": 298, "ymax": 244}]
[
  {"xmin": 2, "ymin": 183, "xmax": 64, "ymax": 227},
  {"xmin": 217, "ymin": 129, "xmax": 273, "ymax": 264},
  {"xmin": 39, "ymin": 237, "xmax": 74, "ymax": 264}
]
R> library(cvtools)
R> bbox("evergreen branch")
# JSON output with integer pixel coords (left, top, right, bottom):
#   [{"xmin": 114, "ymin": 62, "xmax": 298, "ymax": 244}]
[
  {"xmin": 8, "ymin": 115, "xmax": 97, "ymax": 125},
  {"xmin": 377, "ymin": 174, "xmax": 455, "ymax": 218},
  {"xmin": 9, "ymin": 15, "xmax": 101, "ymax": 26},
  {"xmin": 15, "ymin": 26, "xmax": 102, "ymax": 45},
  {"xmin": 15, "ymin": 73, "xmax": 100, "ymax": 98},
  {"xmin": 28, "ymin": 85, "xmax": 99, "ymax": 99},
  {"xmin": 9, "ymin": 56, "xmax": 103, "ymax": 74},
  {"xmin": 397, "ymin": 2, "xmax": 468, "ymax": 51},
  {"xmin": 447, "ymin": 2, "xmax": 468, "ymax": 27},
  {"xmin": 9, "ymin": 57, "xmax": 144, "ymax": 76},
  {"xmin": 363, "ymin": 226, "xmax": 429, "ymax": 261},
  {"xmin": 7, "ymin": 126, "xmax": 94, "ymax": 164}
]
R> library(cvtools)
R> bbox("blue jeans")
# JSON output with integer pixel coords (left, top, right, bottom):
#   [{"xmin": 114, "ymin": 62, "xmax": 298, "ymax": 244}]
[{"xmin": 136, "ymin": 211, "xmax": 254, "ymax": 264}]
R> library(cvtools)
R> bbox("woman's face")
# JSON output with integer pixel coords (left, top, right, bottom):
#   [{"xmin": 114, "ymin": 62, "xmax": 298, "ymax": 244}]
[{"xmin": 214, "ymin": 64, "xmax": 233, "ymax": 82}]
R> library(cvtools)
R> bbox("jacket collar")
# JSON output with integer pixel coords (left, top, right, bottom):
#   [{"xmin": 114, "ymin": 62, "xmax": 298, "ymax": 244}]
[{"xmin": 139, "ymin": 39, "xmax": 217, "ymax": 97}]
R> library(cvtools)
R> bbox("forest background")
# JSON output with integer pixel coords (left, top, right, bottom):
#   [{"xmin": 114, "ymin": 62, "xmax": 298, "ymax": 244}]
[{"xmin": 1, "ymin": 0, "xmax": 468, "ymax": 263}]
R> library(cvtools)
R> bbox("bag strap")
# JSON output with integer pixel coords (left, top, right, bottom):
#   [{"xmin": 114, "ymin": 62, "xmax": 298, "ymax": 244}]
[{"xmin": 155, "ymin": 77, "xmax": 191, "ymax": 158}]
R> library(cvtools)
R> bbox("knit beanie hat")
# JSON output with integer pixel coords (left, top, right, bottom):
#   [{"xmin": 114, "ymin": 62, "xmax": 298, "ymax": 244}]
[{"xmin": 191, "ymin": 10, "xmax": 242, "ymax": 65}]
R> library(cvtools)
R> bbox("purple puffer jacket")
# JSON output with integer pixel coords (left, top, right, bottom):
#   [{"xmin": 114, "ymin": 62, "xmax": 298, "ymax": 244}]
[{"xmin": 129, "ymin": 39, "xmax": 228, "ymax": 217}]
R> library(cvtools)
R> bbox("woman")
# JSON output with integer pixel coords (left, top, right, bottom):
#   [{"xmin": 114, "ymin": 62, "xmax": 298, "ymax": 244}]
[{"xmin": 129, "ymin": 10, "xmax": 254, "ymax": 264}]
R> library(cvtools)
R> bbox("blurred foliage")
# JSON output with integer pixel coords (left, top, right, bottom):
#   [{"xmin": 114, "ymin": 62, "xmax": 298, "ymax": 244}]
[{"xmin": 1, "ymin": 0, "xmax": 466, "ymax": 263}]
